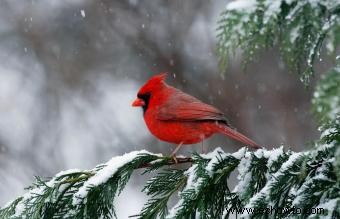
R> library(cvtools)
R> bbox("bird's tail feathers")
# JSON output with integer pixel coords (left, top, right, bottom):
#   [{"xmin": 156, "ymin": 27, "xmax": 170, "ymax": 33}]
[{"xmin": 214, "ymin": 124, "xmax": 261, "ymax": 149}]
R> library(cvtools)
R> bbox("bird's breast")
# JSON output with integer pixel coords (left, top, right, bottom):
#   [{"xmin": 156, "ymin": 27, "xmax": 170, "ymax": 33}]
[{"xmin": 143, "ymin": 110, "xmax": 216, "ymax": 144}]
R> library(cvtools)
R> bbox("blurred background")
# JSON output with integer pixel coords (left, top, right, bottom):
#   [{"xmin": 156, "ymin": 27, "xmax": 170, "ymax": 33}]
[{"xmin": 0, "ymin": 0, "xmax": 325, "ymax": 217}]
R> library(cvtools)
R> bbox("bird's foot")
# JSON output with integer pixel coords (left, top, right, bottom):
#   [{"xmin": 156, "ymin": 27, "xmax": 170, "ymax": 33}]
[
  {"xmin": 200, "ymin": 143, "xmax": 206, "ymax": 154},
  {"xmin": 200, "ymin": 135, "xmax": 206, "ymax": 154},
  {"xmin": 170, "ymin": 142, "xmax": 184, "ymax": 164},
  {"xmin": 171, "ymin": 155, "xmax": 178, "ymax": 164}
]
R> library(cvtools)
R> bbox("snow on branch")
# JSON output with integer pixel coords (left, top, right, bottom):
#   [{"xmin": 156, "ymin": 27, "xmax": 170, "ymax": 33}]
[
  {"xmin": 1, "ymin": 136, "xmax": 339, "ymax": 218},
  {"xmin": 0, "ymin": 150, "xmax": 191, "ymax": 219},
  {"xmin": 217, "ymin": 0, "xmax": 340, "ymax": 84}
]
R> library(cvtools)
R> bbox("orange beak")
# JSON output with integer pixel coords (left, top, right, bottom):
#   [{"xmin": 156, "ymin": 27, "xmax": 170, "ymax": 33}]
[{"xmin": 132, "ymin": 98, "xmax": 145, "ymax": 107}]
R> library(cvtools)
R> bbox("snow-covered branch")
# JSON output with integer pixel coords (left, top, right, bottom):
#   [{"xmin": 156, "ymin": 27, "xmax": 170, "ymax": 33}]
[
  {"xmin": 1, "ymin": 133, "xmax": 339, "ymax": 218},
  {"xmin": 217, "ymin": 0, "xmax": 340, "ymax": 84}
]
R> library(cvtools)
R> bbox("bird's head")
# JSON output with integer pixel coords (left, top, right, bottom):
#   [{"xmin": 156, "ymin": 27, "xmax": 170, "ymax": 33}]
[{"xmin": 132, "ymin": 73, "xmax": 167, "ymax": 112}]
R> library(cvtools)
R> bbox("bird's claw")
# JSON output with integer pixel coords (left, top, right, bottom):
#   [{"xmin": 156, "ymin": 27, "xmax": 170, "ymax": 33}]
[
  {"xmin": 169, "ymin": 142, "xmax": 183, "ymax": 164},
  {"xmin": 171, "ymin": 155, "xmax": 178, "ymax": 164}
]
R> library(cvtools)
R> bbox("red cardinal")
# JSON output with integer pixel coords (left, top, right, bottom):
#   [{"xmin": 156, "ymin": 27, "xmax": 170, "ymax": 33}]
[{"xmin": 132, "ymin": 73, "xmax": 260, "ymax": 155}]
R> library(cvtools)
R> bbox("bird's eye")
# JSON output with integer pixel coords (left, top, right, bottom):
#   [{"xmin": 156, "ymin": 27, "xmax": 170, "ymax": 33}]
[
  {"xmin": 136, "ymin": 92, "xmax": 151, "ymax": 113},
  {"xmin": 137, "ymin": 92, "xmax": 151, "ymax": 100}
]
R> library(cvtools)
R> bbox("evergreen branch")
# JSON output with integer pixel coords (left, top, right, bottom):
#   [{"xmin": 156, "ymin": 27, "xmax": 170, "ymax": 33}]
[
  {"xmin": 0, "ymin": 152, "xmax": 193, "ymax": 219},
  {"xmin": 133, "ymin": 169, "xmax": 187, "ymax": 219},
  {"xmin": 167, "ymin": 149, "xmax": 242, "ymax": 218},
  {"xmin": 1, "ymin": 142, "xmax": 339, "ymax": 218},
  {"xmin": 1, "ymin": 78, "xmax": 339, "ymax": 218},
  {"xmin": 217, "ymin": 0, "xmax": 340, "ymax": 84},
  {"xmin": 312, "ymin": 65, "xmax": 340, "ymax": 125},
  {"xmin": 138, "ymin": 157, "xmax": 193, "ymax": 170}
]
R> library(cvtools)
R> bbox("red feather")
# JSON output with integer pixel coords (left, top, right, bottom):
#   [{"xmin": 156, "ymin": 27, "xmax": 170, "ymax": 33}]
[
  {"xmin": 132, "ymin": 73, "xmax": 261, "ymax": 149},
  {"xmin": 157, "ymin": 88, "xmax": 228, "ymax": 123}
]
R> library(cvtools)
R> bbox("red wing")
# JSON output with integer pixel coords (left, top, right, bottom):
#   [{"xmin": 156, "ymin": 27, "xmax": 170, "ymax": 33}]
[{"xmin": 157, "ymin": 90, "xmax": 229, "ymax": 124}]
